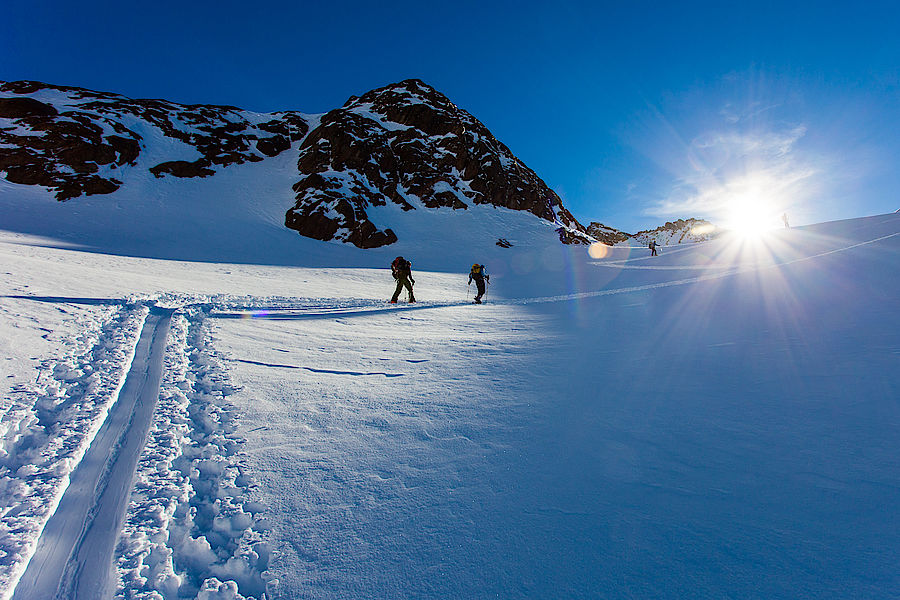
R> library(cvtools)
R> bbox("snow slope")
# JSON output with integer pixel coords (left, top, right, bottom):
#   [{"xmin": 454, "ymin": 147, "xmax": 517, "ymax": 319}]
[{"xmin": 0, "ymin": 210, "xmax": 898, "ymax": 599}]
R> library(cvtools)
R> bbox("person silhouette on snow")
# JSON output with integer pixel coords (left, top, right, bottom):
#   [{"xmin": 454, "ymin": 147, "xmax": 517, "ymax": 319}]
[
  {"xmin": 468, "ymin": 263, "xmax": 489, "ymax": 304},
  {"xmin": 649, "ymin": 240, "xmax": 658, "ymax": 256},
  {"xmin": 390, "ymin": 256, "xmax": 415, "ymax": 303},
  {"xmin": 782, "ymin": 212, "xmax": 791, "ymax": 229}
]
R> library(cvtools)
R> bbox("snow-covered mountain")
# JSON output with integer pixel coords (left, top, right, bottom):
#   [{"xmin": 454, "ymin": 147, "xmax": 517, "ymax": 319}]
[
  {"xmin": 587, "ymin": 217, "xmax": 720, "ymax": 247},
  {"xmin": 0, "ymin": 80, "xmax": 308, "ymax": 200},
  {"xmin": 0, "ymin": 78, "xmax": 590, "ymax": 249},
  {"xmin": 630, "ymin": 217, "xmax": 719, "ymax": 245},
  {"xmin": 286, "ymin": 79, "xmax": 589, "ymax": 247},
  {"xmin": 1, "ymin": 78, "xmax": 731, "ymax": 258}
]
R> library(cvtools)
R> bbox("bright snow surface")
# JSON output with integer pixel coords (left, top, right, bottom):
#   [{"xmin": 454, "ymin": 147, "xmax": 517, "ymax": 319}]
[{"xmin": 0, "ymin": 185, "xmax": 898, "ymax": 598}]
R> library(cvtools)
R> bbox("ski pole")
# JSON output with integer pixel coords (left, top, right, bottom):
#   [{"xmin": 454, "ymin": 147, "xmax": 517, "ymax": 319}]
[{"xmin": 466, "ymin": 282, "xmax": 470, "ymax": 301}]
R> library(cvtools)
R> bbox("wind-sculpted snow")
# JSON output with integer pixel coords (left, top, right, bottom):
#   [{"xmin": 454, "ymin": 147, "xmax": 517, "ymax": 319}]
[
  {"xmin": 0, "ymin": 304, "xmax": 146, "ymax": 597},
  {"xmin": 115, "ymin": 310, "xmax": 270, "ymax": 600}
]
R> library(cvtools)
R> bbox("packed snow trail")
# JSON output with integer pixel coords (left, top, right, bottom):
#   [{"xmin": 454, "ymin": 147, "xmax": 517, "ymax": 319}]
[{"xmin": 11, "ymin": 308, "xmax": 173, "ymax": 600}]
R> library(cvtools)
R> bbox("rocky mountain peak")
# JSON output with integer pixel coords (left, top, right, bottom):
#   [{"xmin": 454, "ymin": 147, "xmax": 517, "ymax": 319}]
[
  {"xmin": 0, "ymin": 79, "xmax": 307, "ymax": 200},
  {"xmin": 286, "ymin": 79, "xmax": 589, "ymax": 248}
]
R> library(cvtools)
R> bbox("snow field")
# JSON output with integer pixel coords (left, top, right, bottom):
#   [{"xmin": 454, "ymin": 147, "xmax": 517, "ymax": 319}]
[
  {"xmin": 211, "ymin": 301, "xmax": 561, "ymax": 598},
  {"xmin": 0, "ymin": 212, "xmax": 897, "ymax": 598}
]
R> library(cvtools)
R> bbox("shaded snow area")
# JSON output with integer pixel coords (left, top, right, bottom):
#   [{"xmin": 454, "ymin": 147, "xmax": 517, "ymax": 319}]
[{"xmin": 0, "ymin": 212, "xmax": 898, "ymax": 599}]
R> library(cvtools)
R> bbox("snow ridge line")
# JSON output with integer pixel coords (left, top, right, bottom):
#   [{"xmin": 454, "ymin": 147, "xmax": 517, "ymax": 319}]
[
  {"xmin": 0, "ymin": 305, "xmax": 147, "ymax": 600},
  {"xmin": 114, "ymin": 308, "xmax": 272, "ymax": 600}
]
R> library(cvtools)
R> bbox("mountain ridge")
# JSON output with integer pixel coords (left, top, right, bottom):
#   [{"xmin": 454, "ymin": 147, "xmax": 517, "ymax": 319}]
[
  {"xmin": 1, "ymin": 78, "xmax": 714, "ymax": 251},
  {"xmin": 587, "ymin": 218, "xmax": 720, "ymax": 246}
]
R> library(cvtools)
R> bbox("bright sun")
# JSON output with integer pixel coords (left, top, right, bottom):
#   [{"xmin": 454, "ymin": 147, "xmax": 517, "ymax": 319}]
[
  {"xmin": 721, "ymin": 175, "xmax": 785, "ymax": 237},
  {"xmin": 729, "ymin": 192, "xmax": 774, "ymax": 236}
]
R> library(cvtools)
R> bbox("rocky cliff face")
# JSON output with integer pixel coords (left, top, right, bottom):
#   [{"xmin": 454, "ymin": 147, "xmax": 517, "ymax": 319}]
[
  {"xmin": 0, "ymin": 80, "xmax": 307, "ymax": 200},
  {"xmin": 1, "ymin": 78, "xmax": 591, "ymax": 248},
  {"xmin": 286, "ymin": 79, "xmax": 588, "ymax": 248}
]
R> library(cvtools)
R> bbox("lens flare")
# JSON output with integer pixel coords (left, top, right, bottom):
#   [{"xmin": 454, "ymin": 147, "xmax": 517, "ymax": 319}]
[{"xmin": 588, "ymin": 242, "xmax": 610, "ymax": 259}]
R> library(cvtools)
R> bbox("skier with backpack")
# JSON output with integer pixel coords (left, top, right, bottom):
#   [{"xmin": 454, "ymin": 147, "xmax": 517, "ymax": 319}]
[
  {"xmin": 468, "ymin": 263, "xmax": 490, "ymax": 304},
  {"xmin": 390, "ymin": 256, "xmax": 416, "ymax": 303},
  {"xmin": 649, "ymin": 240, "xmax": 658, "ymax": 256}
]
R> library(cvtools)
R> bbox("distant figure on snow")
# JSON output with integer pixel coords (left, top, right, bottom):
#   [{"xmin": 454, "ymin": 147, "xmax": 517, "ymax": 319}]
[
  {"xmin": 782, "ymin": 212, "xmax": 791, "ymax": 229},
  {"xmin": 649, "ymin": 240, "xmax": 658, "ymax": 256},
  {"xmin": 390, "ymin": 256, "xmax": 416, "ymax": 303},
  {"xmin": 468, "ymin": 263, "xmax": 490, "ymax": 304}
]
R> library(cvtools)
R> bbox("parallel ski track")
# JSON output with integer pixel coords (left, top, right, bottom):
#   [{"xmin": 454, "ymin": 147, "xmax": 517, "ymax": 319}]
[{"xmin": 11, "ymin": 307, "xmax": 174, "ymax": 600}]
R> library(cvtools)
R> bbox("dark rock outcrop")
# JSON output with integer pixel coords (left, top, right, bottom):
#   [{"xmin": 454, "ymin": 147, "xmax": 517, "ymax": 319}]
[
  {"xmin": 0, "ymin": 80, "xmax": 307, "ymax": 200},
  {"xmin": 586, "ymin": 222, "xmax": 631, "ymax": 246},
  {"xmin": 286, "ymin": 79, "xmax": 590, "ymax": 248},
  {"xmin": 0, "ymin": 97, "xmax": 58, "ymax": 118}
]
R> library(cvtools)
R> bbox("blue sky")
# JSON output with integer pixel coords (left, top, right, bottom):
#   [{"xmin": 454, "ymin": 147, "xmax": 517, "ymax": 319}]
[{"xmin": 3, "ymin": 0, "xmax": 898, "ymax": 231}]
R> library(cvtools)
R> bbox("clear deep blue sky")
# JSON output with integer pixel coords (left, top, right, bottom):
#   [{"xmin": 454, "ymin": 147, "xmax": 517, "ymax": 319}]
[{"xmin": 3, "ymin": 0, "xmax": 899, "ymax": 231}]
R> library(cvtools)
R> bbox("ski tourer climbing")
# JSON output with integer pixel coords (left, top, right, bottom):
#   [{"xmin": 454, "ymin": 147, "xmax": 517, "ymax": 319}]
[
  {"xmin": 649, "ymin": 240, "xmax": 658, "ymax": 256},
  {"xmin": 468, "ymin": 263, "xmax": 489, "ymax": 304},
  {"xmin": 390, "ymin": 256, "xmax": 416, "ymax": 303}
]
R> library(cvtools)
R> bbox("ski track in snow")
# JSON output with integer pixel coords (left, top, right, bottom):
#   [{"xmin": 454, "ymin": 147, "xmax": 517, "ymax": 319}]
[
  {"xmin": 1, "ymin": 224, "xmax": 897, "ymax": 599},
  {"xmin": 0, "ymin": 305, "xmax": 147, "ymax": 600},
  {"xmin": 10, "ymin": 307, "xmax": 172, "ymax": 600},
  {"xmin": 2, "ymin": 302, "xmax": 268, "ymax": 600},
  {"xmin": 113, "ymin": 309, "xmax": 270, "ymax": 600}
]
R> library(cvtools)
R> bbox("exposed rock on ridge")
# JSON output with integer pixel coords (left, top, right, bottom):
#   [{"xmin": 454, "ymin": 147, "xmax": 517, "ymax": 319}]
[
  {"xmin": 0, "ymin": 80, "xmax": 307, "ymax": 200},
  {"xmin": 586, "ymin": 222, "xmax": 632, "ymax": 246},
  {"xmin": 586, "ymin": 218, "xmax": 719, "ymax": 246},
  {"xmin": 631, "ymin": 218, "xmax": 719, "ymax": 245},
  {"xmin": 286, "ymin": 79, "xmax": 590, "ymax": 248}
]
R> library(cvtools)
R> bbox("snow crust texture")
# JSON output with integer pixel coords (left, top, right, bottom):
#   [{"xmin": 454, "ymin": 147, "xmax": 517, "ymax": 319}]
[
  {"xmin": 115, "ymin": 311, "xmax": 269, "ymax": 600},
  {"xmin": 0, "ymin": 211, "xmax": 897, "ymax": 599}
]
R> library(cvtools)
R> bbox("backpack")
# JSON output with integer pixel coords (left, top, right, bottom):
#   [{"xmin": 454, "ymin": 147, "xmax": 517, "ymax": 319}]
[
  {"xmin": 471, "ymin": 264, "xmax": 482, "ymax": 275},
  {"xmin": 391, "ymin": 256, "xmax": 411, "ymax": 277}
]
